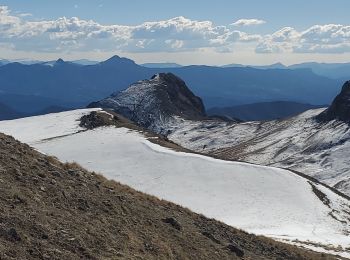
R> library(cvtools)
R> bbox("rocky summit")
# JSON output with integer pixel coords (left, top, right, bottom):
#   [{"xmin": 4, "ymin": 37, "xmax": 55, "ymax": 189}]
[
  {"xmin": 88, "ymin": 73, "xmax": 206, "ymax": 133},
  {"xmin": 317, "ymin": 80, "xmax": 350, "ymax": 122}
]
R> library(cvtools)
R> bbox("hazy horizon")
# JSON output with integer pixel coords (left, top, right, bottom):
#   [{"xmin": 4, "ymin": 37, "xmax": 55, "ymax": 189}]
[{"xmin": 3, "ymin": 54, "xmax": 350, "ymax": 67}]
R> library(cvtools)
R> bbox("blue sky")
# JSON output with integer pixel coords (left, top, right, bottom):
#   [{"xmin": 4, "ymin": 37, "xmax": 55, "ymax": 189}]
[{"xmin": 1, "ymin": 0, "xmax": 350, "ymax": 65}]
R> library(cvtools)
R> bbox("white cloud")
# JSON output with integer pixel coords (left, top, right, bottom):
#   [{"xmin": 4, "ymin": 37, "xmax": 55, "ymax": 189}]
[
  {"xmin": 255, "ymin": 27, "xmax": 299, "ymax": 53},
  {"xmin": 18, "ymin": 13, "xmax": 32, "ymax": 17},
  {"xmin": 1, "ymin": 5, "xmax": 350, "ymax": 56},
  {"xmin": 0, "ymin": 8, "xmax": 260, "ymax": 53},
  {"xmin": 231, "ymin": 19, "xmax": 266, "ymax": 27},
  {"xmin": 256, "ymin": 24, "xmax": 350, "ymax": 54}
]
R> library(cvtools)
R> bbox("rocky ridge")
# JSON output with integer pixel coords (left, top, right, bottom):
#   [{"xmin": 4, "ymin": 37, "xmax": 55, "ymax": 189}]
[
  {"xmin": 88, "ymin": 73, "xmax": 206, "ymax": 134},
  {"xmin": 317, "ymin": 81, "xmax": 350, "ymax": 122}
]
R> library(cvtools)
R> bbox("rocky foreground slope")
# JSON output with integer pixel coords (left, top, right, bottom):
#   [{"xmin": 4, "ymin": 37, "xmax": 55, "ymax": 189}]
[{"xmin": 0, "ymin": 133, "xmax": 335, "ymax": 260}]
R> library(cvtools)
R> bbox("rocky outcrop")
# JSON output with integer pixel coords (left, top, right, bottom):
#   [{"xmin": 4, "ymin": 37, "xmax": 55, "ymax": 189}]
[
  {"xmin": 317, "ymin": 81, "xmax": 350, "ymax": 122},
  {"xmin": 88, "ymin": 73, "xmax": 206, "ymax": 133}
]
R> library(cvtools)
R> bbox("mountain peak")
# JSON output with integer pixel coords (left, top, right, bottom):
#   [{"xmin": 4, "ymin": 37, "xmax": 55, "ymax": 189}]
[
  {"xmin": 88, "ymin": 74, "xmax": 206, "ymax": 133},
  {"xmin": 151, "ymin": 72, "xmax": 184, "ymax": 83},
  {"xmin": 317, "ymin": 80, "xmax": 350, "ymax": 122},
  {"xmin": 272, "ymin": 62, "xmax": 286, "ymax": 68},
  {"xmin": 100, "ymin": 55, "xmax": 136, "ymax": 66},
  {"xmin": 55, "ymin": 58, "xmax": 65, "ymax": 64},
  {"xmin": 105, "ymin": 55, "xmax": 121, "ymax": 61}
]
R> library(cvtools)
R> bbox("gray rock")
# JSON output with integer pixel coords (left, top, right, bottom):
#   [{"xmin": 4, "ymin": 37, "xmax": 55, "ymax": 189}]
[{"xmin": 88, "ymin": 73, "xmax": 206, "ymax": 133}]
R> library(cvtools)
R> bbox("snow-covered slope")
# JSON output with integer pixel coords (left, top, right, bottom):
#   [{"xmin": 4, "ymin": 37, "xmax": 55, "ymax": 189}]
[
  {"xmin": 168, "ymin": 108, "xmax": 350, "ymax": 196},
  {"xmin": 166, "ymin": 81, "xmax": 350, "ymax": 196},
  {"xmin": 1, "ymin": 109, "xmax": 350, "ymax": 257}
]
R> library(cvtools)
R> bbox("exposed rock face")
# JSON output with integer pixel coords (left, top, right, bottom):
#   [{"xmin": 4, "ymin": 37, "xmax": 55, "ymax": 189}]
[
  {"xmin": 317, "ymin": 81, "xmax": 350, "ymax": 122},
  {"xmin": 88, "ymin": 73, "xmax": 206, "ymax": 133}
]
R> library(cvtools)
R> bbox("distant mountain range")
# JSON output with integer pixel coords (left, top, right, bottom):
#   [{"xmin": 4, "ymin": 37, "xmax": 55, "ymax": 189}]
[
  {"xmin": 2, "ymin": 57, "xmax": 350, "ymax": 79},
  {"xmin": 0, "ymin": 59, "xmax": 44, "ymax": 65},
  {"xmin": 140, "ymin": 62, "xmax": 182, "ymax": 68},
  {"xmin": 0, "ymin": 55, "xmax": 344, "ymax": 114},
  {"xmin": 41, "ymin": 59, "xmax": 100, "ymax": 66},
  {"xmin": 222, "ymin": 62, "xmax": 287, "ymax": 70},
  {"xmin": 289, "ymin": 62, "xmax": 350, "ymax": 80},
  {"xmin": 0, "ymin": 92, "xmax": 77, "ymax": 114},
  {"xmin": 0, "ymin": 58, "xmax": 100, "ymax": 66},
  {"xmin": 0, "ymin": 102, "xmax": 25, "ymax": 120},
  {"xmin": 207, "ymin": 101, "xmax": 325, "ymax": 121},
  {"xmin": 0, "ymin": 100, "xmax": 70, "ymax": 120},
  {"xmin": 0, "ymin": 59, "xmax": 11, "ymax": 66},
  {"xmin": 222, "ymin": 62, "xmax": 350, "ymax": 80}
]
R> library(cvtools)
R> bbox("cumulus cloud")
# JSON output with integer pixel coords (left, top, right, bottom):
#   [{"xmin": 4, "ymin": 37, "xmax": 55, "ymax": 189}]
[
  {"xmin": 231, "ymin": 19, "xmax": 266, "ymax": 26},
  {"xmin": 1, "ymin": 5, "xmax": 350, "ymax": 55},
  {"xmin": 18, "ymin": 13, "xmax": 32, "ymax": 17},
  {"xmin": 0, "ymin": 6, "xmax": 260, "ymax": 53},
  {"xmin": 256, "ymin": 24, "xmax": 350, "ymax": 54},
  {"xmin": 255, "ymin": 27, "xmax": 299, "ymax": 53}
]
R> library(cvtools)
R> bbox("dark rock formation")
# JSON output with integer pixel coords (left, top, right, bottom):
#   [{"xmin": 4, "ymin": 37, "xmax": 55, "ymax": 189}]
[
  {"xmin": 162, "ymin": 217, "xmax": 182, "ymax": 231},
  {"xmin": 227, "ymin": 243, "xmax": 244, "ymax": 257},
  {"xmin": 317, "ymin": 81, "xmax": 350, "ymax": 122}
]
